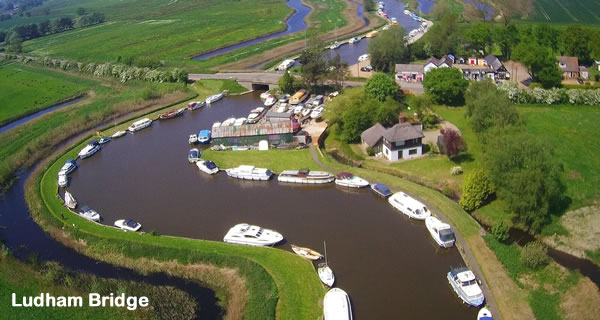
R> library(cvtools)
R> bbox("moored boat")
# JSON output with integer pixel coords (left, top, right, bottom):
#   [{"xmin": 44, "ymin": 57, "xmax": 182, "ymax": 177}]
[
  {"xmin": 318, "ymin": 241, "xmax": 335, "ymax": 287},
  {"xmin": 335, "ymin": 172, "xmax": 369, "ymax": 188},
  {"xmin": 221, "ymin": 117, "xmax": 236, "ymax": 126},
  {"xmin": 223, "ymin": 223, "xmax": 283, "ymax": 246},
  {"xmin": 159, "ymin": 108, "xmax": 185, "ymax": 120},
  {"xmin": 196, "ymin": 160, "xmax": 219, "ymax": 174},
  {"xmin": 64, "ymin": 191, "xmax": 77, "ymax": 209},
  {"xmin": 260, "ymin": 91, "xmax": 271, "ymax": 100},
  {"xmin": 212, "ymin": 122, "xmax": 221, "ymax": 129},
  {"xmin": 348, "ymin": 36, "xmax": 361, "ymax": 44},
  {"xmin": 310, "ymin": 106, "xmax": 324, "ymax": 119},
  {"xmin": 127, "ymin": 118, "xmax": 152, "ymax": 132},
  {"xmin": 98, "ymin": 137, "xmax": 111, "ymax": 144},
  {"xmin": 290, "ymin": 89, "xmax": 307, "ymax": 105},
  {"xmin": 370, "ymin": 183, "xmax": 392, "ymax": 198},
  {"xmin": 188, "ymin": 101, "xmax": 205, "ymax": 111},
  {"xmin": 277, "ymin": 59, "xmax": 295, "ymax": 71},
  {"xmin": 291, "ymin": 245, "xmax": 323, "ymax": 260},
  {"xmin": 388, "ymin": 191, "xmax": 431, "ymax": 220},
  {"xmin": 58, "ymin": 172, "xmax": 68, "ymax": 188},
  {"xmin": 425, "ymin": 216, "xmax": 456, "ymax": 248},
  {"xmin": 324, "ymin": 288, "xmax": 353, "ymax": 320},
  {"xmin": 114, "ymin": 219, "xmax": 142, "ymax": 232},
  {"xmin": 78, "ymin": 140, "xmax": 101, "ymax": 159},
  {"xmin": 264, "ymin": 95, "xmax": 277, "ymax": 107},
  {"xmin": 78, "ymin": 205, "xmax": 101, "ymax": 222},
  {"xmin": 197, "ymin": 130, "xmax": 211, "ymax": 144},
  {"xmin": 478, "ymin": 307, "xmax": 493, "ymax": 320},
  {"xmin": 278, "ymin": 169, "xmax": 334, "ymax": 184},
  {"xmin": 329, "ymin": 41, "xmax": 341, "ymax": 50},
  {"xmin": 112, "ymin": 130, "xmax": 127, "ymax": 138},
  {"xmin": 225, "ymin": 165, "xmax": 273, "ymax": 181},
  {"xmin": 447, "ymin": 267, "xmax": 485, "ymax": 307},
  {"xmin": 188, "ymin": 148, "xmax": 200, "ymax": 163},
  {"xmin": 59, "ymin": 159, "xmax": 77, "ymax": 175},
  {"xmin": 233, "ymin": 117, "xmax": 246, "ymax": 126},
  {"xmin": 189, "ymin": 134, "xmax": 198, "ymax": 144},
  {"xmin": 206, "ymin": 92, "xmax": 224, "ymax": 104}
]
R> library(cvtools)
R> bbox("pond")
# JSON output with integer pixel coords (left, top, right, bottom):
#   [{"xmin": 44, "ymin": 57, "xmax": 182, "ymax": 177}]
[{"xmin": 66, "ymin": 91, "xmax": 478, "ymax": 319}]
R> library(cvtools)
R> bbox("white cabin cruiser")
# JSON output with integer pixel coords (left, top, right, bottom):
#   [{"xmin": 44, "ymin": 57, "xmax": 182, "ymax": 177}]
[
  {"xmin": 78, "ymin": 140, "xmax": 101, "ymax": 159},
  {"xmin": 310, "ymin": 107, "xmax": 324, "ymax": 119},
  {"xmin": 277, "ymin": 59, "xmax": 295, "ymax": 71},
  {"xmin": 196, "ymin": 160, "xmax": 219, "ymax": 175},
  {"xmin": 278, "ymin": 169, "xmax": 334, "ymax": 184},
  {"xmin": 189, "ymin": 134, "xmax": 198, "ymax": 144},
  {"xmin": 447, "ymin": 267, "xmax": 485, "ymax": 307},
  {"xmin": 127, "ymin": 118, "xmax": 152, "ymax": 132},
  {"xmin": 58, "ymin": 172, "xmax": 68, "ymax": 188},
  {"xmin": 221, "ymin": 117, "xmax": 236, "ymax": 126},
  {"xmin": 226, "ymin": 165, "xmax": 273, "ymax": 181},
  {"xmin": 205, "ymin": 92, "xmax": 224, "ymax": 104},
  {"xmin": 478, "ymin": 307, "xmax": 493, "ymax": 320},
  {"xmin": 260, "ymin": 91, "xmax": 271, "ymax": 100},
  {"xmin": 64, "ymin": 191, "xmax": 77, "ymax": 209},
  {"xmin": 112, "ymin": 130, "xmax": 127, "ymax": 138},
  {"xmin": 388, "ymin": 192, "xmax": 431, "ymax": 220},
  {"xmin": 114, "ymin": 219, "xmax": 142, "ymax": 232},
  {"xmin": 188, "ymin": 148, "xmax": 200, "ymax": 163},
  {"xmin": 329, "ymin": 41, "xmax": 340, "ymax": 50},
  {"xmin": 358, "ymin": 54, "xmax": 370, "ymax": 62},
  {"xmin": 233, "ymin": 118, "xmax": 246, "ymax": 126},
  {"xmin": 348, "ymin": 36, "xmax": 362, "ymax": 44},
  {"xmin": 323, "ymin": 288, "xmax": 353, "ymax": 320},
  {"xmin": 335, "ymin": 172, "xmax": 369, "ymax": 188},
  {"xmin": 78, "ymin": 205, "xmax": 101, "ymax": 222},
  {"xmin": 212, "ymin": 122, "xmax": 221, "ymax": 129},
  {"xmin": 425, "ymin": 216, "xmax": 456, "ymax": 248},
  {"xmin": 59, "ymin": 159, "xmax": 77, "ymax": 175},
  {"xmin": 223, "ymin": 223, "xmax": 283, "ymax": 246},
  {"xmin": 264, "ymin": 95, "xmax": 277, "ymax": 107}
]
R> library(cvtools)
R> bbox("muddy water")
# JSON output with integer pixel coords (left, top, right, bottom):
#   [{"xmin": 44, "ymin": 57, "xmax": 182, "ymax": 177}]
[{"xmin": 68, "ymin": 91, "xmax": 477, "ymax": 319}]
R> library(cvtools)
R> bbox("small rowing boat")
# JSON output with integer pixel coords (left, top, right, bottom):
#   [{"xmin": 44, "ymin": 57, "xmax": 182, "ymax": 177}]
[{"xmin": 291, "ymin": 245, "xmax": 323, "ymax": 260}]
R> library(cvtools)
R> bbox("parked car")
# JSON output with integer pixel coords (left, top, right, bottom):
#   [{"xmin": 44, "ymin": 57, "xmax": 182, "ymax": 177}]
[{"xmin": 360, "ymin": 65, "xmax": 373, "ymax": 72}]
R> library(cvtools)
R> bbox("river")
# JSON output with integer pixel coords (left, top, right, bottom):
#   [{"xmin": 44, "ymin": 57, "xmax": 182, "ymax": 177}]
[
  {"xmin": 64, "ymin": 91, "xmax": 478, "ymax": 319},
  {"xmin": 0, "ymin": 96, "xmax": 85, "ymax": 135}
]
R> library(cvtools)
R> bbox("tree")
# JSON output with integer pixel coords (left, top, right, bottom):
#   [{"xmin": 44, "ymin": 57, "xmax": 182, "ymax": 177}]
[
  {"xmin": 494, "ymin": 24, "xmax": 519, "ymax": 59},
  {"xmin": 537, "ymin": 64, "xmax": 562, "ymax": 89},
  {"xmin": 327, "ymin": 53, "xmax": 349, "ymax": 90},
  {"xmin": 76, "ymin": 7, "xmax": 87, "ymax": 16},
  {"xmin": 38, "ymin": 20, "xmax": 51, "ymax": 35},
  {"xmin": 421, "ymin": 14, "xmax": 462, "ymax": 57},
  {"xmin": 466, "ymin": 22, "xmax": 492, "ymax": 55},
  {"xmin": 512, "ymin": 41, "xmax": 554, "ymax": 77},
  {"xmin": 374, "ymin": 97, "xmax": 403, "ymax": 127},
  {"xmin": 363, "ymin": 0, "xmax": 375, "ymax": 12},
  {"xmin": 483, "ymin": 132, "xmax": 564, "ymax": 232},
  {"xmin": 422, "ymin": 67, "xmax": 468, "ymax": 106},
  {"xmin": 7, "ymin": 32, "xmax": 23, "ymax": 53},
  {"xmin": 299, "ymin": 36, "xmax": 328, "ymax": 90},
  {"xmin": 533, "ymin": 24, "xmax": 559, "ymax": 52},
  {"xmin": 0, "ymin": 31, "xmax": 5, "ymax": 43},
  {"xmin": 459, "ymin": 169, "xmax": 493, "ymax": 211},
  {"xmin": 364, "ymin": 73, "xmax": 397, "ymax": 102},
  {"xmin": 340, "ymin": 100, "xmax": 374, "ymax": 142},
  {"xmin": 465, "ymin": 80, "xmax": 520, "ymax": 133},
  {"xmin": 367, "ymin": 26, "xmax": 410, "ymax": 72},
  {"xmin": 278, "ymin": 71, "xmax": 296, "ymax": 94},
  {"xmin": 562, "ymin": 25, "xmax": 591, "ymax": 64},
  {"xmin": 440, "ymin": 128, "xmax": 465, "ymax": 159},
  {"xmin": 53, "ymin": 17, "xmax": 74, "ymax": 33}
]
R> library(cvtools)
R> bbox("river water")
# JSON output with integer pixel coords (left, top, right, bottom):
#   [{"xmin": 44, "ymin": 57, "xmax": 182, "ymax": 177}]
[
  {"xmin": 66, "ymin": 91, "xmax": 478, "ymax": 319},
  {"xmin": 192, "ymin": 0, "xmax": 310, "ymax": 60},
  {"xmin": 0, "ymin": 97, "xmax": 84, "ymax": 135}
]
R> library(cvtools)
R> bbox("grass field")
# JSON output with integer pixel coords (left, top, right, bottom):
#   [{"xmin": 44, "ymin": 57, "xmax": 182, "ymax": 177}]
[
  {"xmin": 190, "ymin": 79, "xmax": 248, "ymax": 101},
  {"xmin": 530, "ymin": 0, "xmax": 600, "ymax": 24},
  {"xmin": 0, "ymin": 63, "xmax": 94, "ymax": 126}
]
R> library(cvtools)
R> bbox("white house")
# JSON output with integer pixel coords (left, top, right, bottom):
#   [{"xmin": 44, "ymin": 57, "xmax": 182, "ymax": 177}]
[
  {"xmin": 361, "ymin": 118, "xmax": 424, "ymax": 161},
  {"xmin": 423, "ymin": 55, "xmax": 453, "ymax": 73}
]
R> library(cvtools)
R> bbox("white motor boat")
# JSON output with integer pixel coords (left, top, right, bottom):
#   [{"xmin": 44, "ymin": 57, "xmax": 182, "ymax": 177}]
[
  {"xmin": 388, "ymin": 192, "xmax": 431, "ymax": 220},
  {"xmin": 196, "ymin": 160, "xmax": 219, "ymax": 175},
  {"xmin": 223, "ymin": 223, "xmax": 283, "ymax": 246},
  {"xmin": 188, "ymin": 148, "xmax": 200, "ymax": 163},
  {"xmin": 114, "ymin": 219, "xmax": 142, "ymax": 232},
  {"xmin": 112, "ymin": 130, "xmax": 127, "ymax": 138},
  {"xmin": 78, "ymin": 140, "xmax": 101, "ymax": 159},
  {"xmin": 358, "ymin": 54, "xmax": 370, "ymax": 62},
  {"xmin": 264, "ymin": 95, "xmax": 277, "ymax": 107},
  {"xmin": 233, "ymin": 118, "xmax": 246, "ymax": 126},
  {"xmin": 205, "ymin": 92, "xmax": 224, "ymax": 104},
  {"xmin": 279, "ymin": 94, "xmax": 290, "ymax": 103},
  {"xmin": 404, "ymin": 9, "xmax": 411, "ymax": 15},
  {"xmin": 78, "ymin": 205, "xmax": 101, "ymax": 222},
  {"xmin": 221, "ymin": 117, "xmax": 236, "ymax": 126},
  {"xmin": 127, "ymin": 118, "xmax": 152, "ymax": 132},
  {"xmin": 447, "ymin": 267, "xmax": 485, "ymax": 307},
  {"xmin": 260, "ymin": 91, "xmax": 271, "ymax": 100},
  {"xmin": 318, "ymin": 241, "xmax": 335, "ymax": 287},
  {"xmin": 478, "ymin": 307, "xmax": 493, "ymax": 320},
  {"xmin": 277, "ymin": 59, "xmax": 295, "ymax": 71},
  {"xmin": 293, "ymin": 105, "xmax": 304, "ymax": 114},
  {"xmin": 64, "ymin": 191, "xmax": 77, "ymax": 209},
  {"xmin": 58, "ymin": 172, "xmax": 68, "ymax": 188},
  {"xmin": 425, "ymin": 216, "xmax": 456, "ymax": 248},
  {"xmin": 188, "ymin": 101, "xmax": 205, "ymax": 111},
  {"xmin": 189, "ymin": 134, "xmax": 198, "ymax": 144},
  {"xmin": 335, "ymin": 172, "xmax": 369, "ymax": 188},
  {"xmin": 226, "ymin": 165, "xmax": 273, "ymax": 181},
  {"xmin": 329, "ymin": 41, "xmax": 340, "ymax": 50},
  {"xmin": 348, "ymin": 36, "xmax": 361, "ymax": 44},
  {"xmin": 310, "ymin": 107, "xmax": 324, "ymax": 119},
  {"xmin": 324, "ymin": 288, "xmax": 353, "ymax": 320},
  {"xmin": 247, "ymin": 113, "xmax": 260, "ymax": 124},
  {"xmin": 276, "ymin": 104, "xmax": 288, "ymax": 113},
  {"xmin": 212, "ymin": 122, "xmax": 221, "ymax": 129},
  {"xmin": 278, "ymin": 169, "xmax": 334, "ymax": 184},
  {"xmin": 301, "ymin": 108, "xmax": 311, "ymax": 117},
  {"xmin": 59, "ymin": 159, "xmax": 77, "ymax": 175}
]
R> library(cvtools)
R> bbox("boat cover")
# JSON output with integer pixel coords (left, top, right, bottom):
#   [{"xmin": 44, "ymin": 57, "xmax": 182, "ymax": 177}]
[
  {"xmin": 125, "ymin": 219, "xmax": 138, "ymax": 228},
  {"xmin": 374, "ymin": 183, "xmax": 392, "ymax": 195},
  {"xmin": 205, "ymin": 161, "xmax": 217, "ymax": 169},
  {"xmin": 337, "ymin": 172, "xmax": 353, "ymax": 179}
]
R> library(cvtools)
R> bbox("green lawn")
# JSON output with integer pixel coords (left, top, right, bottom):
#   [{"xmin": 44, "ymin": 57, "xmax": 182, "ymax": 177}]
[
  {"xmin": 191, "ymin": 79, "xmax": 248, "ymax": 101},
  {"xmin": 0, "ymin": 63, "xmax": 93, "ymax": 126},
  {"xmin": 529, "ymin": 0, "xmax": 600, "ymax": 24}
]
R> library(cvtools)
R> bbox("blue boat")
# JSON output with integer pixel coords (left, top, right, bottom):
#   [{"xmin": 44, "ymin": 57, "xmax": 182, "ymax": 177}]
[
  {"xmin": 370, "ymin": 183, "xmax": 393, "ymax": 198},
  {"xmin": 198, "ymin": 130, "xmax": 211, "ymax": 144},
  {"xmin": 98, "ymin": 137, "xmax": 111, "ymax": 144}
]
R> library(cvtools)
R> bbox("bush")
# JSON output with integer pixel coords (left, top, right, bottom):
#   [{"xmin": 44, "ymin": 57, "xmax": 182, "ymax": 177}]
[
  {"xmin": 459, "ymin": 169, "xmax": 493, "ymax": 211},
  {"xmin": 141, "ymin": 86, "xmax": 160, "ymax": 100},
  {"xmin": 520, "ymin": 241, "xmax": 550, "ymax": 269},
  {"xmin": 440, "ymin": 182, "xmax": 455, "ymax": 198},
  {"xmin": 498, "ymin": 82, "xmax": 600, "ymax": 105},
  {"xmin": 491, "ymin": 220, "xmax": 510, "ymax": 242},
  {"xmin": 420, "ymin": 113, "xmax": 438, "ymax": 129},
  {"xmin": 450, "ymin": 166, "xmax": 463, "ymax": 176},
  {"xmin": 366, "ymin": 147, "xmax": 376, "ymax": 156}
]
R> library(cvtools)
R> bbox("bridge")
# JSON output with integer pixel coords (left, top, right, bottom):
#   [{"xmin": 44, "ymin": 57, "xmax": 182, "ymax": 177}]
[{"xmin": 188, "ymin": 72, "xmax": 283, "ymax": 91}]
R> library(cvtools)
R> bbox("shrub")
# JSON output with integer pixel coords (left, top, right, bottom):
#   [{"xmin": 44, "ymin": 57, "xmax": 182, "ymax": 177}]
[
  {"xmin": 520, "ymin": 241, "xmax": 550, "ymax": 269},
  {"xmin": 420, "ymin": 113, "xmax": 438, "ymax": 129},
  {"xmin": 450, "ymin": 166, "xmax": 463, "ymax": 176},
  {"xmin": 141, "ymin": 86, "xmax": 160, "ymax": 100},
  {"xmin": 366, "ymin": 146, "xmax": 376, "ymax": 156},
  {"xmin": 491, "ymin": 220, "xmax": 510, "ymax": 242},
  {"xmin": 459, "ymin": 169, "xmax": 493, "ymax": 211},
  {"xmin": 440, "ymin": 182, "xmax": 455, "ymax": 198}
]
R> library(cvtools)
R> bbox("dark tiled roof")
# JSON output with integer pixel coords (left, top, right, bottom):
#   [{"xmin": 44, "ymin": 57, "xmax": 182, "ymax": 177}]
[
  {"xmin": 361, "ymin": 123, "xmax": 386, "ymax": 147},
  {"xmin": 557, "ymin": 56, "xmax": 579, "ymax": 73},
  {"xmin": 484, "ymin": 55, "xmax": 503, "ymax": 71},
  {"xmin": 382, "ymin": 122, "xmax": 424, "ymax": 142},
  {"xmin": 395, "ymin": 64, "xmax": 424, "ymax": 73}
]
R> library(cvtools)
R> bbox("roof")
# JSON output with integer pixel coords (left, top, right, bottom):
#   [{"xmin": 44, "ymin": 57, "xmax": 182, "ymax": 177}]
[
  {"xmin": 455, "ymin": 64, "xmax": 491, "ymax": 71},
  {"xmin": 265, "ymin": 111, "xmax": 293, "ymax": 119},
  {"xmin": 484, "ymin": 55, "xmax": 503, "ymax": 71},
  {"xmin": 395, "ymin": 64, "xmax": 424, "ymax": 73},
  {"xmin": 382, "ymin": 122, "xmax": 424, "ymax": 142},
  {"xmin": 360, "ymin": 123, "xmax": 386, "ymax": 147},
  {"xmin": 212, "ymin": 120, "xmax": 294, "ymax": 138},
  {"xmin": 425, "ymin": 56, "xmax": 452, "ymax": 67},
  {"xmin": 579, "ymin": 66, "xmax": 588, "ymax": 72},
  {"xmin": 557, "ymin": 56, "xmax": 579, "ymax": 72}
]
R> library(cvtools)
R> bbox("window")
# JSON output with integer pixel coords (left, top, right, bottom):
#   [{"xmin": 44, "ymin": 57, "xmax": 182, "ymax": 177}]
[
  {"xmin": 384, "ymin": 148, "xmax": 389, "ymax": 155},
  {"xmin": 395, "ymin": 140, "xmax": 405, "ymax": 147},
  {"xmin": 409, "ymin": 149, "xmax": 418, "ymax": 155}
]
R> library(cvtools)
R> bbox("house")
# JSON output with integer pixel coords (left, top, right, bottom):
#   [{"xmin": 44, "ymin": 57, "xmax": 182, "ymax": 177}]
[
  {"xmin": 454, "ymin": 64, "xmax": 495, "ymax": 80},
  {"xmin": 395, "ymin": 64, "xmax": 424, "ymax": 81},
  {"xmin": 423, "ymin": 55, "xmax": 453, "ymax": 73},
  {"xmin": 557, "ymin": 56, "xmax": 580, "ymax": 79},
  {"xmin": 595, "ymin": 60, "xmax": 600, "ymax": 71},
  {"xmin": 484, "ymin": 55, "xmax": 510, "ymax": 80},
  {"xmin": 453, "ymin": 55, "xmax": 509, "ymax": 81},
  {"xmin": 361, "ymin": 117, "xmax": 424, "ymax": 161},
  {"xmin": 579, "ymin": 66, "xmax": 589, "ymax": 80}
]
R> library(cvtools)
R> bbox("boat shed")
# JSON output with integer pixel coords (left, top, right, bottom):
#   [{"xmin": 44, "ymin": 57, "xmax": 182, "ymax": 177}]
[
  {"xmin": 211, "ymin": 120, "xmax": 299, "ymax": 146},
  {"xmin": 265, "ymin": 111, "xmax": 294, "ymax": 123}
]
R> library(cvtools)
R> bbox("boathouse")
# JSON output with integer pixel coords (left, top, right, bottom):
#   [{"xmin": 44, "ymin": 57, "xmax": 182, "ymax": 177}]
[{"xmin": 211, "ymin": 120, "xmax": 300, "ymax": 146}]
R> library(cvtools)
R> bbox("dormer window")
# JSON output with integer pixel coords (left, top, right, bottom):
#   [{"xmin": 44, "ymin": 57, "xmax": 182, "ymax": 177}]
[{"xmin": 559, "ymin": 62, "xmax": 566, "ymax": 68}]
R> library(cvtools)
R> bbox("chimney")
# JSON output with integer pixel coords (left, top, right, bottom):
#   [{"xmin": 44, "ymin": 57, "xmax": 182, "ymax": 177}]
[{"xmin": 398, "ymin": 112, "xmax": 408, "ymax": 123}]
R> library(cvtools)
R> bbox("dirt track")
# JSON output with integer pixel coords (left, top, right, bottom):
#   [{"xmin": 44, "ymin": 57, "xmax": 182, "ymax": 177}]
[{"xmin": 218, "ymin": 0, "xmax": 384, "ymax": 71}]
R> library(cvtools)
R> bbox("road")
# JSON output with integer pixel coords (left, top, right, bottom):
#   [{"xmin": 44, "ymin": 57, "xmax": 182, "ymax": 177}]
[{"xmin": 188, "ymin": 72, "xmax": 283, "ymax": 85}]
